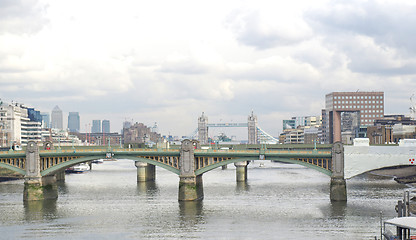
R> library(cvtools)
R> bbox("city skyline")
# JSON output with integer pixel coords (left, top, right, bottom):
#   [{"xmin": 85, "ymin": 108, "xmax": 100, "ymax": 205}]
[{"xmin": 1, "ymin": 0, "xmax": 416, "ymax": 137}]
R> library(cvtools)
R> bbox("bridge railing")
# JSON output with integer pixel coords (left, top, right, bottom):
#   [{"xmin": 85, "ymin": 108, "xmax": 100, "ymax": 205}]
[
  {"xmin": 195, "ymin": 149, "xmax": 331, "ymax": 154},
  {"xmin": 0, "ymin": 150, "xmax": 25, "ymax": 155}
]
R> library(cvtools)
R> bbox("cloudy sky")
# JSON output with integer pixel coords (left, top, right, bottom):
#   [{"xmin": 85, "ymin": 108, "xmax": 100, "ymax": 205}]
[{"xmin": 1, "ymin": 0, "xmax": 416, "ymax": 138}]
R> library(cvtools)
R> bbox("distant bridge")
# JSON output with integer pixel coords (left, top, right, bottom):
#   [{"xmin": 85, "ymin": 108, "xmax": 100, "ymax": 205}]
[
  {"xmin": 1, "ymin": 139, "xmax": 415, "ymax": 202},
  {"xmin": 194, "ymin": 112, "xmax": 279, "ymax": 144}
]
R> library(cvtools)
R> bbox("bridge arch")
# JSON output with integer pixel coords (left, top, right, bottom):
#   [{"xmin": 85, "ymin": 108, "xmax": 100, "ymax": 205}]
[
  {"xmin": 41, "ymin": 155, "xmax": 181, "ymax": 176},
  {"xmin": 0, "ymin": 162, "xmax": 25, "ymax": 176},
  {"xmin": 345, "ymin": 163, "xmax": 414, "ymax": 179},
  {"xmin": 195, "ymin": 157, "xmax": 253, "ymax": 175},
  {"xmin": 266, "ymin": 157, "xmax": 332, "ymax": 176},
  {"xmin": 194, "ymin": 157, "xmax": 332, "ymax": 176},
  {"xmin": 113, "ymin": 156, "xmax": 180, "ymax": 175},
  {"xmin": 41, "ymin": 156, "xmax": 105, "ymax": 176}
]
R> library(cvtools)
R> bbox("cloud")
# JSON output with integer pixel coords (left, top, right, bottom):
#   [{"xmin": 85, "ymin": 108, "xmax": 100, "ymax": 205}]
[
  {"xmin": 0, "ymin": 0, "xmax": 48, "ymax": 34},
  {"xmin": 226, "ymin": 56, "xmax": 320, "ymax": 82},
  {"xmin": 305, "ymin": 0, "xmax": 416, "ymax": 75},
  {"xmin": 225, "ymin": 8, "xmax": 312, "ymax": 49}
]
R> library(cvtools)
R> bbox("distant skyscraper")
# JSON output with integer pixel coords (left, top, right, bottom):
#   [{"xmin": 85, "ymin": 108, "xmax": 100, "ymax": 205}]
[
  {"xmin": 102, "ymin": 120, "xmax": 110, "ymax": 133},
  {"xmin": 40, "ymin": 112, "xmax": 50, "ymax": 128},
  {"xmin": 92, "ymin": 120, "xmax": 101, "ymax": 133},
  {"xmin": 68, "ymin": 112, "xmax": 80, "ymax": 132},
  {"xmin": 51, "ymin": 105, "xmax": 63, "ymax": 129}
]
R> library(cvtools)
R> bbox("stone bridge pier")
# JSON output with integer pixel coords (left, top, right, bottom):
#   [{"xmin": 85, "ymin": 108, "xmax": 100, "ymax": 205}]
[
  {"xmin": 330, "ymin": 142, "xmax": 347, "ymax": 201},
  {"xmin": 178, "ymin": 140, "xmax": 204, "ymax": 201},
  {"xmin": 135, "ymin": 162, "xmax": 156, "ymax": 182},
  {"xmin": 234, "ymin": 161, "xmax": 248, "ymax": 182},
  {"xmin": 24, "ymin": 141, "xmax": 58, "ymax": 201}
]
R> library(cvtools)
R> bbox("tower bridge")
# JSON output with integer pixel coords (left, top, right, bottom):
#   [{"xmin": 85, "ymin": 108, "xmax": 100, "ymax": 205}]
[
  {"xmin": 1, "ymin": 139, "xmax": 415, "ymax": 202},
  {"xmin": 197, "ymin": 112, "xmax": 279, "ymax": 144}
]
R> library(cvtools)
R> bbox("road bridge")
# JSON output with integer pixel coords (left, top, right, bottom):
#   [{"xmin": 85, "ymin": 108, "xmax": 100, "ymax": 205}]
[{"xmin": 1, "ymin": 139, "xmax": 415, "ymax": 202}]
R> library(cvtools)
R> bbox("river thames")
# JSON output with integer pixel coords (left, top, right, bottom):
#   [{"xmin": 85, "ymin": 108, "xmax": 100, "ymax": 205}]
[{"xmin": 0, "ymin": 160, "xmax": 410, "ymax": 239}]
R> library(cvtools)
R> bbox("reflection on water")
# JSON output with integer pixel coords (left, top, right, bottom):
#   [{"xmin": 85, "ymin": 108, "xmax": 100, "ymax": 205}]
[
  {"xmin": 57, "ymin": 181, "xmax": 68, "ymax": 195},
  {"xmin": 329, "ymin": 200, "xmax": 347, "ymax": 218},
  {"xmin": 179, "ymin": 201, "xmax": 204, "ymax": 223},
  {"xmin": 136, "ymin": 181, "xmax": 159, "ymax": 197},
  {"xmin": 24, "ymin": 199, "xmax": 57, "ymax": 222},
  {"xmin": 235, "ymin": 181, "xmax": 250, "ymax": 192},
  {"xmin": 0, "ymin": 160, "xmax": 413, "ymax": 239}
]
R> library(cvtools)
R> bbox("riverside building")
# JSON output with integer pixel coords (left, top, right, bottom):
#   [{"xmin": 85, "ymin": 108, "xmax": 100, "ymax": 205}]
[{"xmin": 323, "ymin": 91, "xmax": 384, "ymax": 144}]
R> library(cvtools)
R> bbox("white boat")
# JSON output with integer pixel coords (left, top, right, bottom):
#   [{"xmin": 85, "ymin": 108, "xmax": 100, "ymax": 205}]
[
  {"xmin": 383, "ymin": 217, "xmax": 416, "ymax": 240},
  {"xmin": 65, "ymin": 163, "xmax": 90, "ymax": 173},
  {"xmin": 92, "ymin": 159, "xmax": 104, "ymax": 164}
]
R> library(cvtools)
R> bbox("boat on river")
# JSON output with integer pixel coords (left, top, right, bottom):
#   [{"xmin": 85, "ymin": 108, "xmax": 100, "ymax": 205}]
[
  {"xmin": 381, "ymin": 191, "xmax": 416, "ymax": 240},
  {"xmin": 383, "ymin": 217, "xmax": 416, "ymax": 240},
  {"xmin": 65, "ymin": 163, "xmax": 90, "ymax": 173}
]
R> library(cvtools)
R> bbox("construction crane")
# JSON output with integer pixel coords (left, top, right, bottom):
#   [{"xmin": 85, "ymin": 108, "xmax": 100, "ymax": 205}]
[{"xmin": 410, "ymin": 94, "xmax": 416, "ymax": 119}]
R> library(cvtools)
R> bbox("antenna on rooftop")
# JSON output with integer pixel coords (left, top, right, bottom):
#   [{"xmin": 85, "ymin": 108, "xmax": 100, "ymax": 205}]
[{"xmin": 410, "ymin": 94, "xmax": 416, "ymax": 120}]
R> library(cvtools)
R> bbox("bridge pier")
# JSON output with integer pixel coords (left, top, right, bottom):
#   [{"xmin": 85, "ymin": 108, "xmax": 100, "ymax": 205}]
[
  {"xmin": 55, "ymin": 171, "xmax": 65, "ymax": 182},
  {"xmin": 330, "ymin": 142, "xmax": 347, "ymax": 201},
  {"xmin": 135, "ymin": 162, "xmax": 156, "ymax": 182},
  {"xmin": 24, "ymin": 176, "xmax": 58, "ymax": 201},
  {"xmin": 178, "ymin": 139, "xmax": 204, "ymax": 201},
  {"xmin": 234, "ymin": 161, "xmax": 248, "ymax": 182},
  {"xmin": 24, "ymin": 141, "xmax": 58, "ymax": 201},
  {"xmin": 179, "ymin": 175, "xmax": 204, "ymax": 201}
]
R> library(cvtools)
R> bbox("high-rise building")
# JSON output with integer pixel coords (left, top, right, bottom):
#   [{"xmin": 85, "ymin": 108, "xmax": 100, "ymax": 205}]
[
  {"xmin": 51, "ymin": 105, "xmax": 63, "ymax": 129},
  {"xmin": 102, "ymin": 120, "xmax": 110, "ymax": 133},
  {"xmin": 283, "ymin": 116, "xmax": 322, "ymax": 130},
  {"xmin": 92, "ymin": 120, "xmax": 101, "ymax": 133},
  {"xmin": 68, "ymin": 112, "xmax": 80, "ymax": 132},
  {"xmin": 40, "ymin": 112, "xmax": 50, "ymax": 128},
  {"xmin": 323, "ymin": 91, "xmax": 384, "ymax": 143},
  {"xmin": 0, "ymin": 101, "xmax": 42, "ymax": 147}
]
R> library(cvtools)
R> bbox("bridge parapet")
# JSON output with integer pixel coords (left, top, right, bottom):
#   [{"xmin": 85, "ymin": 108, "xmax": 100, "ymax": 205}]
[{"xmin": 344, "ymin": 141, "xmax": 416, "ymax": 179}]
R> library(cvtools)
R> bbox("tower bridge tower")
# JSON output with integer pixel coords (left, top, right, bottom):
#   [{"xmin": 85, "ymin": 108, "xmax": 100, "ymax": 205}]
[
  {"xmin": 247, "ymin": 111, "xmax": 258, "ymax": 144},
  {"xmin": 198, "ymin": 112, "xmax": 208, "ymax": 144}
]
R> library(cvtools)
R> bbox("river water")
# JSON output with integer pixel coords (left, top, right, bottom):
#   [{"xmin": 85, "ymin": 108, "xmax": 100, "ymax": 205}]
[{"xmin": 0, "ymin": 160, "xmax": 410, "ymax": 239}]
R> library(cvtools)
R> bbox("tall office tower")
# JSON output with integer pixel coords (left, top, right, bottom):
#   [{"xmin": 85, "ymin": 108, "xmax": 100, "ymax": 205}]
[
  {"xmin": 92, "ymin": 120, "xmax": 101, "ymax": 133},
  {"xmin": 102, "ymin": 120, "xmax": 110, "ymax": 133},
  {"xmin": 40, "ymin": 112, "xmax": 50, "ymax": 128},
  {"xmin": 68, "ymin": 112, "xmax": 80, "ymax": 132},
  {"xmin": 323, "ymin": 91, "xmax": 384, "ymax": 143},
  {"xmin": 51, "ymin": 105, "xmax": 63, "ymax": 129}
]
